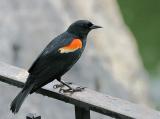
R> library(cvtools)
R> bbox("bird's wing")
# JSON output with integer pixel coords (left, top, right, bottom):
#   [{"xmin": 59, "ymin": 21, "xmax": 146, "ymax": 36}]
[{"xmin": 28, "ymin": 33, "xmax": 76, "ymax": 75}]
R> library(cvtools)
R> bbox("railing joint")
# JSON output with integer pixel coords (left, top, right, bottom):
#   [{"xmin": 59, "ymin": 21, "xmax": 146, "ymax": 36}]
[
  {"xmin": 26, "ymin": 113, "xmax": 41, "ymax": 119},
  {"xmin": 75, "ymin": 106, "xmax": 90, "ymax": 119}
]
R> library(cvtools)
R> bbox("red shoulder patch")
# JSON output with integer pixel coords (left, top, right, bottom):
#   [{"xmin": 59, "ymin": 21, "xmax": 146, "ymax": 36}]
[{"xmin": 59, "ymin": 39, "xmax": 82, "ymax": 53}]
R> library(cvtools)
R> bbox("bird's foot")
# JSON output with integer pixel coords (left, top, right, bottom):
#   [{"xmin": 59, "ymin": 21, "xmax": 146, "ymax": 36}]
[
  {"xmin": 59, "ymin": 86, "xmax": 85, "ymax": 93},
  {"xmin": 53, "ymin": 82, "xmax": 72, "ymax": 89}
]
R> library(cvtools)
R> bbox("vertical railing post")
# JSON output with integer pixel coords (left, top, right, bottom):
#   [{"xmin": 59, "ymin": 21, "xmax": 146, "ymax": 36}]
[
  {"xmin": 75, "ymin": 106, "xmax": 90, "ymax": 119},
  {"xmin": 26, "ymin": 113, "xmax": 41, "ymax": 119}
]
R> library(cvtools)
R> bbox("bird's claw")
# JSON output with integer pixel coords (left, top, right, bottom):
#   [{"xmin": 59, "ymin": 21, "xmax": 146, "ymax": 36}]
[
  {"xmin": 59, "ymin": 86, "xmax": 85, "ymax": 93},
  {"xmin": 53, "ymin": 84, "xmax": 63, "ymax": 89},
  {"xmin": 53, "ymin": 82, "xmax": 72, "ymax": 89}
]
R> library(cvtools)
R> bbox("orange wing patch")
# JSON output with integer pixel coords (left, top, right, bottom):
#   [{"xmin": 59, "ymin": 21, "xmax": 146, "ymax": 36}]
[{"xmin": 59, "ymin": 39, "xmax": 82, "ymax": 53}]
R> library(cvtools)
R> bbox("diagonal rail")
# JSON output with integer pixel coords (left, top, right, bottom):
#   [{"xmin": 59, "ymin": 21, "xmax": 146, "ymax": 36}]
[{"xmin": 0, "ymin": 62, "xmax": 159, "ymax": 119}]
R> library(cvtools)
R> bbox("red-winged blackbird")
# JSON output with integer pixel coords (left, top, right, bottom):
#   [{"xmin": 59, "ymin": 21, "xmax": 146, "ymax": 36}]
[{"xmin": 10, "ymin": 20, "xmax": 101, "ymax": 113}]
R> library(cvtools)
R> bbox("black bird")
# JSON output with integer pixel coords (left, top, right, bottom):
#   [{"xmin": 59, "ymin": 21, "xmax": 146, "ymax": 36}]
[{"xmin": 10, "ymin": 20, "xmax": 101, "ymax": 114}]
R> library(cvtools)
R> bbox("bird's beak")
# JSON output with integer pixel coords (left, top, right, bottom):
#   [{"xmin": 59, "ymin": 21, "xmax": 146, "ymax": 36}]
[{"xmin": 90, "ymin": 24, "xmax": 102, "ymax": 29}]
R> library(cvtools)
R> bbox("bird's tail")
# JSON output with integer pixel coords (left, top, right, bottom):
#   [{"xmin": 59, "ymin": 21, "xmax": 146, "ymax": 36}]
[{"xmin": 10, "ymin": 83, "xmax": 34, "ymax": 114}]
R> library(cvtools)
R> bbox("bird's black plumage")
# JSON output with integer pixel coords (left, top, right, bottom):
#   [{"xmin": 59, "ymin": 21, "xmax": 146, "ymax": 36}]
[{"xmin": 10, "ymin": 20, "xmax": 101, "ymax": 113}]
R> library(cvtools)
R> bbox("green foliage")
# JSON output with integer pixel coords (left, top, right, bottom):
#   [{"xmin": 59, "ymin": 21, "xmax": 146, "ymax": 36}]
[{"xmin": 118, "ymin": 0, "xmax": 160, "ymax": 77}]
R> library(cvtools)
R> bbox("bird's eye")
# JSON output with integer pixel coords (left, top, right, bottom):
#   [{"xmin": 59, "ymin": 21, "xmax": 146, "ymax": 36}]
[{"xmin": 88, "ymin": 22, "xmax": 93, "ymax": 27}]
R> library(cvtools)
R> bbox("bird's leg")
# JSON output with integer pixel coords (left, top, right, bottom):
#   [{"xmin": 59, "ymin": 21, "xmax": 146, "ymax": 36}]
[
  {"xmin": 58, "ymin": 80, "xmax": 85, "ymax": 93},
  {"xmin": 53, "ymin": 80, "xmax": 72, "ymax": 89},
  {"xmin": 59, "ymin": 80, "xmax": 73, "ymax": 89},
  {"xmin": 53, "ymin": 78, "xmax": 85, "ymax": 93}
]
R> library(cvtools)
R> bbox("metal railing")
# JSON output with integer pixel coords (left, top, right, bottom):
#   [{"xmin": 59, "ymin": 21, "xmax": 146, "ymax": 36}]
[{"xmin": 0, "ymin": 62, "xmax": 160, "ymax": 119}]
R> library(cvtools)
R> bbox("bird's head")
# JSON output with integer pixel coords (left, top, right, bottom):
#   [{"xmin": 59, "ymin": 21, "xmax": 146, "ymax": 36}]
[{"xmin": 67, "ymin": 20, "xmax": 102, "ymax": 38}]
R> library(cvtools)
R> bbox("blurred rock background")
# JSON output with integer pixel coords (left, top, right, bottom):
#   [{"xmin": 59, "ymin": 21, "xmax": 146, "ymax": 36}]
[{"xmin": 0, "ymin": 0, "xmax": 156, "ymax": 119}]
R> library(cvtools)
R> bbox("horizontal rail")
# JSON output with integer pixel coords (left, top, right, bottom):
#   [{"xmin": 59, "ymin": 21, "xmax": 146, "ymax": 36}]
[{"xmin": 0, "ymin": 62, "xmax": 160, "ymax": 119}]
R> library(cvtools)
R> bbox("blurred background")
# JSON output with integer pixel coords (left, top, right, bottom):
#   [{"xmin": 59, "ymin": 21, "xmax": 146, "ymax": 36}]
[{"xmin": 0, "ymin": 0, "xmax": 159, "ymax": 119}]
